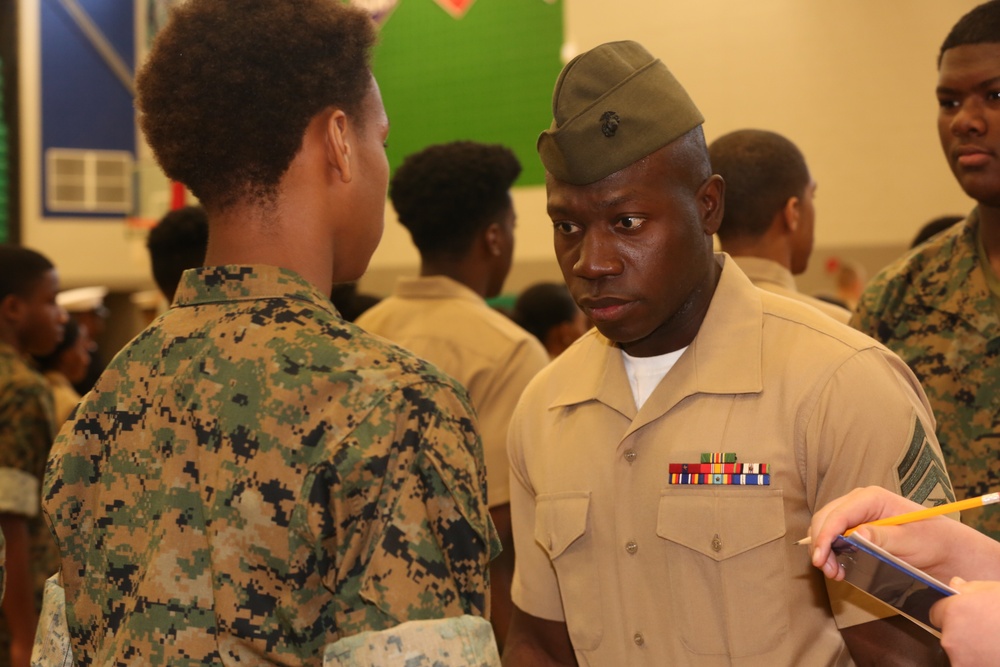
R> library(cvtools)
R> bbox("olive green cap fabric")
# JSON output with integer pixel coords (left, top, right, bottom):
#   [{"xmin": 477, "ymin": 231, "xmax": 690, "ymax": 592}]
[{"xmin": 537, "ymin": 40, "xmax": 704, "ymax": 185}]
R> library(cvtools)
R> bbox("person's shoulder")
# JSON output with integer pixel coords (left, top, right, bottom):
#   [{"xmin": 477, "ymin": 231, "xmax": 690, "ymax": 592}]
[
  {"xmin": 144, "ymin": 299, "xmax": 473, "ymax": 412},
  {"xmin": 757, "ymin": 289, "xmax": 882, "ymax": 355},
  {"xmin": 865, "ymin": 221, "xmax": 968, "ymax": 303},
  {"xmin": 476, "ymin": 301, "xmax": 547, "ymax": 349},
  {"xmin": 797, "ymin": 293, "xmax": 852, "ymax": 323},
  {"xmin": 352, "ymin": 294, "xmax": 395, "ymax": 326},
  {"xmin": 335, "ymin": 319, "xmax": 474, "ymax": 401},
  {"xmin": 754, "ymin": 291, "xmax": 919, "ymax": 397}
]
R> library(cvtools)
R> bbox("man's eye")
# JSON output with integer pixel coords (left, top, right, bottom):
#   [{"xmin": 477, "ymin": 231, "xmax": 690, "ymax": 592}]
[
  {"xmin": 617, "ymin": 216, "xmax": 643, "ymax": 230},
  {"xmin": 938, "ymin": 98, "xmax": 959, "ymax": 109},
  {"xmin": 553, "ymin": 221, "xmax": 576, "ymax": 234}
]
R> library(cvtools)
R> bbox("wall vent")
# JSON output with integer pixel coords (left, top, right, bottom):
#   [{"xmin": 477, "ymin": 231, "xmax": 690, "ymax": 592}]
[{"xmin": 45, "ymin": 148, "xmax": 134, "ymax": 214}]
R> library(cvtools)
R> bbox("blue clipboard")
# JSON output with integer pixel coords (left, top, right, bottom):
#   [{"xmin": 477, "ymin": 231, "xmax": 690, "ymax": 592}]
[{"xmin": 832, "ymin": 532, "xmax": 957, "ymax": 637}]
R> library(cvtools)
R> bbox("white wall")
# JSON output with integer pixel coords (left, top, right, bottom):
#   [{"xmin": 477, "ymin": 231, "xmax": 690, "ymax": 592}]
[{"xmin": 18, "ymin": 0, "xmax": 985, "ymax": 291}]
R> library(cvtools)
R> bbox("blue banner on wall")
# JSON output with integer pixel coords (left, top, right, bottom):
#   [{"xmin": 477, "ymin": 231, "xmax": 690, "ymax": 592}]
[{"xmin": 40, "ymin": 0, "xmax": 135, "ymax": 218}]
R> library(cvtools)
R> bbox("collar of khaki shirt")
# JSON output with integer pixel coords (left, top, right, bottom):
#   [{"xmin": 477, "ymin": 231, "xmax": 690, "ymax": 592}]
[{"xmin": 546, "ymin": 253, "xmax": 764, "ymax": 432}]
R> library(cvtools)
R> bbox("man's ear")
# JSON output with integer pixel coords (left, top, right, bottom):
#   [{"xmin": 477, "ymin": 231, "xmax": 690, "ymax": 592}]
[
  {"xmin": 484, "ymin": 222, "xmax": 503, "ymax": 257},
  {"xmin": 698, "ymin": 174, "xmax": 725, "ymax": 236},
  {"xmin": 783, "ymin": 196, "xmax": 801, "ymax": 233},
  {"xmin": 325, "ymin": 109, "xmax": 353, "ymax": 183},
  {"xmin": 0, "ymin": 293, "xmax": 23, "ymax": 324}
]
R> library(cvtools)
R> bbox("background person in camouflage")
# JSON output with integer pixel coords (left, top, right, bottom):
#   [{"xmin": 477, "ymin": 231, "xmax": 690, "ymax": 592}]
[
  {"xmin": 852, "ymin": 0, "xmax": 1000, "ymax": 539},
  {"xmin": 0, "ymin": 245, "xmax": 65, "ymax": 667},
  {"xmin": 41, "ymin": 1, "xmax": 500, "ymax": 665}
]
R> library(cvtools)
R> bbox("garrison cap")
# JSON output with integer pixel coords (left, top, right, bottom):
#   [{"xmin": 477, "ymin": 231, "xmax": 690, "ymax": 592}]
[{"xmin": 537, "ymin": 40, "xmax": 704, "ymax": 185}]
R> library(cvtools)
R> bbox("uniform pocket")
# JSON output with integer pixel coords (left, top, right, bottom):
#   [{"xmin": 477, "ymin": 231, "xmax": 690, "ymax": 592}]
[
  {"xmin": 534, "ymin": 491, "xmax": 602, "ymax": 651},
  {"xmin": 656, "ymin": 488, "xmax": 788, "ymax": 657}
]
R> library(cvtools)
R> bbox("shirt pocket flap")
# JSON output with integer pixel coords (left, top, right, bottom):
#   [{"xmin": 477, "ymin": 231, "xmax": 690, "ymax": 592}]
[
  {"xmin": 656, "ymin": 489, "xmax": 785, "ymax": 561},
  {"xmin": 534, "ymin": 492, "xmax": 591, "ymax": 560}
]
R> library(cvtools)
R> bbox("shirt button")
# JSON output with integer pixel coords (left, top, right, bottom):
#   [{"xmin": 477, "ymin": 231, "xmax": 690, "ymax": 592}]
[
  {"xmin": 633, "ymin": 632, "xmax": 645, "ymax": 646},
  {"xmin": 624, "ymin": 449, "xmax": 637, "ymax": 463},
  {"xmin": 712, "ymin": 534, "xmax": 723, "ymax": 552},
  {"xmin": 625, "ymin": 540, "xmax": 638, "ymax": 555}
]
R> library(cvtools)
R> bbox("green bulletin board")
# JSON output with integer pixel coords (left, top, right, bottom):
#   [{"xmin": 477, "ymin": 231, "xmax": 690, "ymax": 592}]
[{"xmin": 372, "ymin": 0, "xmax": 564, "ymax": 186}]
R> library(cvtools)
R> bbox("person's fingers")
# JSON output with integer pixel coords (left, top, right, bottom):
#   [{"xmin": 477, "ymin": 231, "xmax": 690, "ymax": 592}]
[{"xmin": 809, "ymin": 487, "xmax": 911, "ymax": 571}]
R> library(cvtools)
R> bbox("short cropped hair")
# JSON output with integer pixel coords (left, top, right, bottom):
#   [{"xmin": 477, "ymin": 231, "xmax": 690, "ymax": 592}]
[
  {"xmin": 0, "ymin": 245, "xmax": 54, "ymax": 302},
  {"xmin": 513, "ymin": 282, "xmax": 578, "ymax": 344},
  {"xmin": 147, "ymin": 206, "xmax": 209, "ymax": 301},
  {"xmin": 709, "ymin": 129, "xmax": 810, "ymax": 242},
  {"xmin": 136, "ymin": 0, "xmax": 378, "ymax": 210},
  {"xmin": 940, "ymin": 0, "xmax": 1000, "ymax": 65},
  {"xmin": 390, "ymin": 141, "xmax": 521, "ymax": 259}
]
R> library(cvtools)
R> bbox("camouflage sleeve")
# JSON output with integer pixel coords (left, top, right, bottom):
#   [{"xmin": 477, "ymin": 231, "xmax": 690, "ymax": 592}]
[
  {"xmin": 322, "ymin": 615, "xmax": 499, "ymax": 666},
  {"xmin": 311, "ymin": 378, "xmax": 500, "ymax": 637},
  {"xmin": 0, "ymin": 380, "xmax": 54, "ymax": 516},
  {"xmin": 849, "ymin": 282, "xmax": 882, "ymax": 339}
]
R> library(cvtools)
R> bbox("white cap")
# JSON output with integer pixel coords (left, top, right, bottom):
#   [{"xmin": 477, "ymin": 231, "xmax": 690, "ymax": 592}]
[
  {"xmin": 57, "ymin": 286, "xmax": 108, "ymax": 313},
  {"xmin": 130, "ymin": 289, "xmax": 163, "ymax": 311}
]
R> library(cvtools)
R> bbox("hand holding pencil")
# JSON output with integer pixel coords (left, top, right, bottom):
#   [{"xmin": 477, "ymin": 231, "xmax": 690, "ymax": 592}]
[
  {"xmin": 797, "ymin": 491, "xmax": 1000, "ymax": 545},
  {"xmin": 805, "ymin": 487, "xmax": 1000, "ymax": 584},
  {"xmin": 805, "ymin": 486, "xmax": 1000, "ymax": 667}
]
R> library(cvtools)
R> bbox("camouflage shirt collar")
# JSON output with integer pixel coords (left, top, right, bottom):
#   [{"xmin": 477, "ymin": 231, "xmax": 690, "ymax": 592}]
[
  {"xmin": 0, "ymin": 340, "xmax": 18, "ymax": 362},
  {"xmin": 913, "ymin": 208, "xmax": 1000, "ymax": 334},
  {"xmin": 174, "ymin": 265, "xmax": 336, "ymax": 314}
]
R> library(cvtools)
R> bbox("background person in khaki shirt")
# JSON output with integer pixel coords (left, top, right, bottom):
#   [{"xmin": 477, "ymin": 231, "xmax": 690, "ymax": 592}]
[
  {"xmin": 355, "ymin": 141, "xmax": 550, "ymax": 651},
  {"xmin": 709, "ymin": 128, "xmax": 852, "ymax": 324},
  {"xmin": 502, "ymin": 40, "xmax": 954, "ymax": 666}
]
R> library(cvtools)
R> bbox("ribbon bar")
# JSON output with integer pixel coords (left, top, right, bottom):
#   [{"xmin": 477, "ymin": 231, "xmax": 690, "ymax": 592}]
[{"xmin": 669, "ymin": 473, "xmax": 771, "ymax": 486}]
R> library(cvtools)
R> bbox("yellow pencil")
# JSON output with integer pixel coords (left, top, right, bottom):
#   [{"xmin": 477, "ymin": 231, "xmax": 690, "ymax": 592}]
[{"xmin": 795, "ymin": 491, "xmax": 1000, "ymax": 546}]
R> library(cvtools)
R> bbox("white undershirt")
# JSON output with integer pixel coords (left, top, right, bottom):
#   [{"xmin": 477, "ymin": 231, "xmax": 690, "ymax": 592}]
[{"xmin": 621, "ymin": 346, "xmax": 689, "ymax": 410}]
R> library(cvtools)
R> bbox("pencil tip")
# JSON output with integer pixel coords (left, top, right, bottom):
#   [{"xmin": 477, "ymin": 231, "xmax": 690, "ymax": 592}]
[{"xmin": 795, "ymin": 536, "xmax": 812, "ymax": 546}]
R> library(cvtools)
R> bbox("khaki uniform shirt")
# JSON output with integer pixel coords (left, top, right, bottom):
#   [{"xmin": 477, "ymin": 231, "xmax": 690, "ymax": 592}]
[
  {"xmin": 356, "ymin": 276, "xmax": 549, "ymax": 507},
  {"xmin": 732, "ymin": 256, "xmax": 851, "ymax": 324},
  {"xmin": 853, "ymin": 209, "xmax": 1000, "ymax": 538},
  {"xmin": 43, "ymin": 371, "xmax": 81, "ymax": 427},
  {"xmin": 509, "ymin": 255, "xmax": 954, "ymax": 666},
  {"xmin": 43, "ymin": 266, "xmax": 500, "ymax": 666}
]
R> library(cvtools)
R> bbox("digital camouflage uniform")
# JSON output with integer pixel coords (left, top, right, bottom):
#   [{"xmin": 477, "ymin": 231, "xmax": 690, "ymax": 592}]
[
  {"xmin": 853, "ymin": 208, "xmax": 1000, "ymax": 538},
  {"xmin": 323, "ymin": 615, "xmax": 498, "ymax": 666},
  {"xmin": 42, "ymin": 265, "xmax": 500, "ymax": 666},
  {"xmin": 0, "ymin": 342, "xmax": 58, "ymax": 666}
]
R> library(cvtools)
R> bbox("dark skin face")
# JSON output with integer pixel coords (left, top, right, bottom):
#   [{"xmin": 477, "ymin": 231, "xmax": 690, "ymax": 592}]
[
  {"xmin": 546, "ymin": 137, "xmax": 725, "ymax": 357},
  {"xmin": 937, "ymin": 43, "xmax": 1000, "ymax": 209},
  {"xmin": 17, "ymin": 269, "xmax": 66, "ymax": 357}
]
